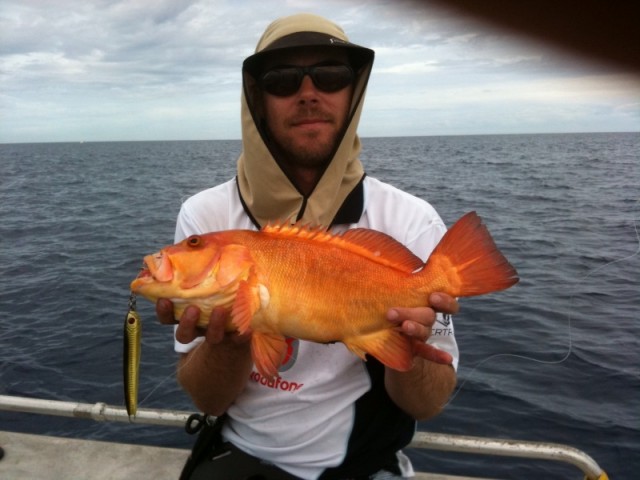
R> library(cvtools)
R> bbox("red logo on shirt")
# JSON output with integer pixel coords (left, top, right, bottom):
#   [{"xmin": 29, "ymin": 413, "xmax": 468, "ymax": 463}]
[
  {"xmin": 249, "ymin": 371, "xmax": 304, "ymax": 392},
  {"xmin": 279, "ymin": 337, "xmax": 299, "ymax": 372},
  {"xmin": 249, "ymin": 337, "xmax": 303, "ymax": 392}
]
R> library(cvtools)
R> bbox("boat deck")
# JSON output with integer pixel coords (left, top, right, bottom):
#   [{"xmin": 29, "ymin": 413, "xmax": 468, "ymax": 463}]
[
  {"xmin": 0, "ymin": 431, "xmax": 489, "ymax": 480},
  {"xmin": 0, "ymin": 396, "xmax": 607, "ymax": 480}
]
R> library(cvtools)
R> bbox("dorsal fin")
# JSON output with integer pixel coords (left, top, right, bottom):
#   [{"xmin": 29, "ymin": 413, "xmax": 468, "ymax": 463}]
[{"xmin": 262, "ymin": 222, "xmax": 423, "ymax": 273}]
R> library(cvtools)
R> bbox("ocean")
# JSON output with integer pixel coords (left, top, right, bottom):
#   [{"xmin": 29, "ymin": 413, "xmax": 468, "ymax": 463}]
[{"xmin": 1, "ymin": 133, "xmax": 638, "ymax": 479}]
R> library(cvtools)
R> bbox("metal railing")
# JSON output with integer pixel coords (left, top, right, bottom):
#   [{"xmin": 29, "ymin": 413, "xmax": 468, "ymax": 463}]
[
  {"xmin": 0, "ymin": 394, "xmax": 188, "ymax": 427},
  {"xmin": 0, "ymin": 395, "xmax": 608, "ymax": 480}
]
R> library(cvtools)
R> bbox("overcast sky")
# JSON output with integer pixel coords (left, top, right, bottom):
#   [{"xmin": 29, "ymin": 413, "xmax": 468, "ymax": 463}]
[{"xmin": 1, "ymin": 0, "xmax": 639, "ymax": 143}]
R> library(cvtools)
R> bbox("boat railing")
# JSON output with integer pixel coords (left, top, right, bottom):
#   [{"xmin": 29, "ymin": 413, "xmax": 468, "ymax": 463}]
[{"xmin": 0, "ymin": 395, "xmax": 608, "ymax": 480}]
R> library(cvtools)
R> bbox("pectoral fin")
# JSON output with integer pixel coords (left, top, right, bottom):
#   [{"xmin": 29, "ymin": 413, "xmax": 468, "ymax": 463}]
[
  {"xmin": 251, "ymin": 331, "xmax": 288, "ymax": 379},
  {"xmin": 344, "ymin": 329, "xmax": 413, "ymax": 372},
  {"xmin": 231, "ymin": 273, "xmax": 260, "ymax": 335}
]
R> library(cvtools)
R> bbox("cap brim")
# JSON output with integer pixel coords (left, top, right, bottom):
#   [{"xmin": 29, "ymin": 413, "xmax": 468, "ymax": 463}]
[{"xmin": 243, "ymin": 32, "xmax": 374, "ymax": 77}]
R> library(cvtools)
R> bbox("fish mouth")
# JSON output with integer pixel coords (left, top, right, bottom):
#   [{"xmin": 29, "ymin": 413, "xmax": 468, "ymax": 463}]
[
  {"xmin": 133, "ymin": 252, "xmax": 173, "ymax": 283},
  {"xmin": 149, "ymin": 251, "xmax": 174, "ymax": 281},
  {"xmin": 135, "ymin": 268, "xmax": 152, "ymax": 280}
]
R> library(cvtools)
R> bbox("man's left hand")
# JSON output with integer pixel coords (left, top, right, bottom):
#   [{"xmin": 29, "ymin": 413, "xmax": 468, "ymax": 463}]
[{"xmin": 386, "ymin": 292, "xmax": 459, "ymax": 365}]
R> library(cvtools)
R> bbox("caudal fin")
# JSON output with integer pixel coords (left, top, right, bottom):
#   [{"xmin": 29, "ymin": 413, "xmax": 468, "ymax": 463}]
[{"xmin": 421, "ymin": 211, "xmax": 519, "ymax": 297}]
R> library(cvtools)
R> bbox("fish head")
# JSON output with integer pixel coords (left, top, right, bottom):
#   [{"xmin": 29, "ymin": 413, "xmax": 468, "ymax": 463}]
[{"xmin": 130, "ymin": 233, "xmax": 255, "ymax": 301}]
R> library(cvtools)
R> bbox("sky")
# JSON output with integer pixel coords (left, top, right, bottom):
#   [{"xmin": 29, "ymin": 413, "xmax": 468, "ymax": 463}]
[{"xmin": 1, "ymin": 0, "xmax": 639, "ymax": 144}]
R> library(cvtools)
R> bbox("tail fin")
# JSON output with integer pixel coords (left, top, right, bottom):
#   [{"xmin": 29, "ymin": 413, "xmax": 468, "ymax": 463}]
[{"xmin": 420, "ymin": 211, "xmax": 519, "ymax": 297}]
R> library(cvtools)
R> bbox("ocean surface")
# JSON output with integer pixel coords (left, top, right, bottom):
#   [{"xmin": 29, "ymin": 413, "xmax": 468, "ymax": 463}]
[{"xmin": 1, "ymin": 133, "xmax": 638, "ymax": 479}]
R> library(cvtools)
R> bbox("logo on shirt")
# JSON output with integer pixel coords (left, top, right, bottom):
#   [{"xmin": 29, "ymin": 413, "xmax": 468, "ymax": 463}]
[
  {"xmin": 279, "ymin": 337, "xmax": 299, "ymax": 372},
  {"xmin": 249, "ymin": 371, "xmax": 304, "ymax": 392},
  {"xmin": 437, "ymin": 314, "xmax": 452, "ymax": 327},
  {"xmin": 433, "ymin": 314, "xmax": 454, "ymax": 337},
  {"xmin": 249, "ymin": 337, "xmax": 304, "ymax": 392}
]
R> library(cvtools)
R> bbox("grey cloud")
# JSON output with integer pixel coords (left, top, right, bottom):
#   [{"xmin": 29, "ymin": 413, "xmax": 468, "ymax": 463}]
[{"xmin": 1, "ymin": 0, "xmax": 637, "ymax": 143}]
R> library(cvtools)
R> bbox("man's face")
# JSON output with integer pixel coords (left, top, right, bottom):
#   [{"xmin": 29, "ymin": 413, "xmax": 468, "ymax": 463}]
[{"xmin": 261, "ymin": 48, "xmax": 353, "ymax": 169}]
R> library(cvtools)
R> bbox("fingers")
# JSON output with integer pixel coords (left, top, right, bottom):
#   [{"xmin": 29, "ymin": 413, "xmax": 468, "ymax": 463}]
[
  {"xmin": 412, "ymin": 340, "xmax": 453, "ymax": 365},
  {"xmin": 387, "ymin": 293, "xmax": 458, "ymax": 330},
  {"xmin": 174, "ymin": 305, "xmax": 203, "ymax": 345},
  {"xmin": 173, "ymin": 305, "xmax": 250, "ymax": 346},
  {"xmin": 386, "ymin": 292, "xmax": 459, "ymax": 365},
  {"xmin": 157, "ymin": 299, "xmax": 206, "ymax": 345},
  {"xmin": 205, "ymin": 307, "xmax": 228, "ymax": 344},
  {"xmin": 429, "ymin": 292, "xmax": 459, "ymax": 315},
  {"xmin": 156, "ymin": 298, "xmax": 178, "ymax": 325},
  {"xmin": 387, "ymin": 307, "xmax": 434, "ymax": 342}
]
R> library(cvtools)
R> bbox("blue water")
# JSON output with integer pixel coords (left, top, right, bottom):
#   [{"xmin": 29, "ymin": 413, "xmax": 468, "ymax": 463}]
[{"xmin": 1, "ymin": 133, "xmax": 638, "ymax": 479}]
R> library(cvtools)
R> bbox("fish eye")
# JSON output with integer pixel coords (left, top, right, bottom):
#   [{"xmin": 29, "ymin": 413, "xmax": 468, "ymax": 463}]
[{"xmin": 186, "ymin": 235, "xmax": 202, "ymax": 247}]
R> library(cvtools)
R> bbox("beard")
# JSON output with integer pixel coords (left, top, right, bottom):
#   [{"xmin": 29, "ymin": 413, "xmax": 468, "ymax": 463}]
[
  {"xmin": 268, "ymin": 106, "xmax": 346, "ymax": 169},
  {"xmin": 275, "ymin": 134, "xmax": 336, "ymax": 168}
]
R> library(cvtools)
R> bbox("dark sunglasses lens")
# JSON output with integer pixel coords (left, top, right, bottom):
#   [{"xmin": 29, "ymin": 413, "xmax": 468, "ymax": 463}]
[
  {"xmin": 260, "ymin": 64, "xmax": 354, "ymax": 96},
  {"xmin": 260, "ymin": 68, "xmax": 303, "ymax": 96},
  {"xmin": 312, "ymin": 65, "xmax": 353, "ymax": 92}
]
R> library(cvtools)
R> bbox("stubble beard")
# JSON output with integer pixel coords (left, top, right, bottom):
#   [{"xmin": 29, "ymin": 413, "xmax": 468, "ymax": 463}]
[
  {"xmin": 271, "ymin": 107, "xmax": 345, "ymax": 169},
  {"xmin": 276, "ymin": 134, "xmax": 336, "ymax": 169}
]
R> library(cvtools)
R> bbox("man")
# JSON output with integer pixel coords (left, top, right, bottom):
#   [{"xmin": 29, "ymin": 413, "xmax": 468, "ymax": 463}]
[{"xmin": 157, "ymin": 13, "xmax": 459, "ymax": 480}]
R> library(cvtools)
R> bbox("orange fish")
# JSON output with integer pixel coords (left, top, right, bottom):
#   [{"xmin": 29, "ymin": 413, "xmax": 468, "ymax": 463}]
[{"xmin": 131, "ymin": 211, "xmax": 518, "ymax": 378}]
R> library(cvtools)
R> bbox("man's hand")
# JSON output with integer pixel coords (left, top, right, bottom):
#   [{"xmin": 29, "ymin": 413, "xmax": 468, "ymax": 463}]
[
  {"xmin": 386, "ymin": 292, "xmax": 459, "ymax": 365},
  {"xmin": 155, "ymin": 298, "xmax": 178, "ymax": 325},
  {"xmin": 384, "ymin": 292, "xmax": 458, "ymax": 419},
  {"xmin": 156, "ymin": 299, "xmax": 252, "ymax": 416},
  {"xmin": 156, "ymin": 299, "xmax": 250, "ymax": 346}
]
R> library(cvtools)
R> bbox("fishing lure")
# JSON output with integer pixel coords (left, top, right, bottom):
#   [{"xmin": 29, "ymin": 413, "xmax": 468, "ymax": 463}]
[{"xmin": 123, "ymin": 293, "xmax": 141, "ymax": 420}]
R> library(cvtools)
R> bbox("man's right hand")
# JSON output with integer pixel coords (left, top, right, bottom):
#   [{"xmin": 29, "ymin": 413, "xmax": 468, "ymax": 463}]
[
  {"xmin": 158, "ymin": 299, "xmax": 253, "ymax": 416},
  {"xmin": 155, "ymin": 298, "xmax": 179, "ymax": 325},
  {"xmin": 156, "ymin": 299, "xmax": 250, "ymax": 346}
]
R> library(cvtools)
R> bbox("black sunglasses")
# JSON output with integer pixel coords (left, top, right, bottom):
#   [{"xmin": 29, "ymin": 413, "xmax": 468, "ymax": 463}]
[{"xmin": 258, "ymin": 63, "xmax": 354, "ymax": 97}]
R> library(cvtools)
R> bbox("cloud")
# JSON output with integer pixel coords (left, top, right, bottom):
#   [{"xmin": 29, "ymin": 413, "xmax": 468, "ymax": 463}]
[
  {"xmin": 377, "ymin": 59, "xmax": 440, "ymax": 74},
  {"xmin": 1, "ymin": 0, "xmax": 638, "ymax": 143}
]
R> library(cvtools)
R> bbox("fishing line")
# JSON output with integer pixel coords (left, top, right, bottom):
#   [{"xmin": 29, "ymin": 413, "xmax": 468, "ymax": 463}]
[
  {"xmin": 137, "ymin": 334, "xmax": 202, "ymax": 410},
  {"xmin": 445, "ymin": 206, "xmax": 640, "ymax": 407}
]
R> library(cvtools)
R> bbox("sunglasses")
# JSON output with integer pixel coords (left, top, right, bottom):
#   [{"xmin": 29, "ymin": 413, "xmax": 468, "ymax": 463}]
[{"xmin": 258, "ymin": 63, "xmax": 354, "ymax": 97}]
